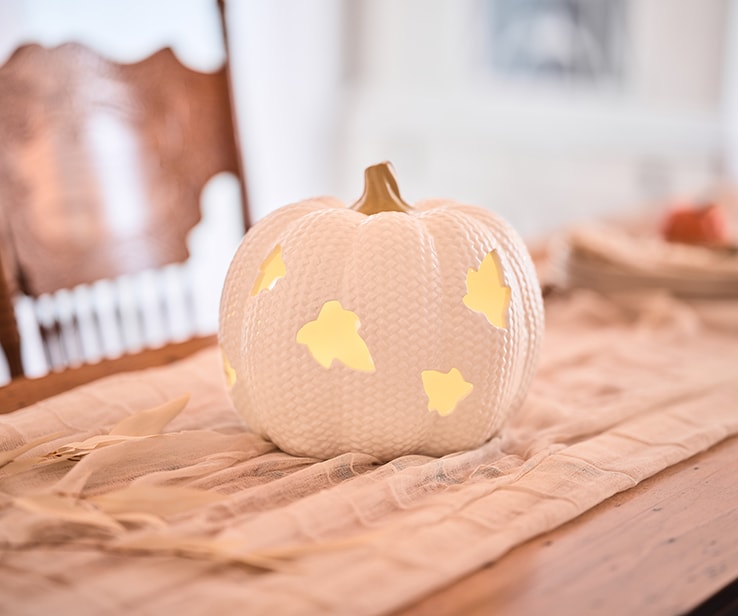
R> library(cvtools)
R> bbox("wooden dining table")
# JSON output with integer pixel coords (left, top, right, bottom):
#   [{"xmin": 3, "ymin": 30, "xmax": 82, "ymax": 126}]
[{"xmin": 1, "ymin": 330, "xmax": 737, "ymax": 615}]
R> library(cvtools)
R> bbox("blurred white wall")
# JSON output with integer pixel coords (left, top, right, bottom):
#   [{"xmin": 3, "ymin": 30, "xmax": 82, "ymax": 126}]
[
  {"xmin": 723, "ymin": 0, "xmax": 738, "ymax": 180},
  {"xmin": 340, "ymin": 0, "xmax": 729, "ymax": 237},
  {"xmin": 3, "ymin": 0, "xmax": 734, "ymax": 236},
  {"xmin": 226, "ymin": 0, "xmax": 345, "ymax": 221}
]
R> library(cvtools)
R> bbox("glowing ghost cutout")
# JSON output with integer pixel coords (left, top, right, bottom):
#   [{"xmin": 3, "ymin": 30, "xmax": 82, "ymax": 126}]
[
  {"xmin": 296, "ymin": 300, "xmax": 376, "ymax": 372},
  {"xmin": 251, "ymin": 245, "xmax": 286, "ymax": 296},
  {"xmin": 222, "ymin": 350, "xmax": 237, "ymax": 388},
  {"xmin": 463, "ymin": 250, "xmax": 511, "ymax": 329},
  {"xmin": 421, "ymin": 368, "xmax": 473, "ymax": 416}
]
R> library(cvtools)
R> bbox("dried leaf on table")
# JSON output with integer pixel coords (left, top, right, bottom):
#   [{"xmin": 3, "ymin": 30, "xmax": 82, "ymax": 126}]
[
  {"xmin": 45, "ymin": 394, "xmax": 191, "ymax": 462},
  {"xmin": 89, "ymin": 485, "xmax": 227, "ymax": 517},
  {"xmin": 114, "ymin": 534, "xmax": 295, "ymax": 572},
  {"xmin": 48, "ymin": 434, "xmax": 147, "ymax": 462},
  {"xmin": 113, "ymin": 529, "xmax": 380, "ymax": 571},
  {"xmin": 13, "ymin": 493, "xmax": 123, "ymax": 531},
  {"xmin": 0, "ymin": 432, "xmax": 65, "ymax": 469},
  {"xmin": 1, "ymin": 456, "xmax": 52, "ymax": 475},
  {"xmin": 249, "ymin": 532, "xmax": 385, "ymax": 560},
  {"xmin": 109, "ymin": 511, "xmax": 168, "ymax": 528},
  {"xmin": 109, "ymin": 393, "xmax": 191, "ymax": 436}
]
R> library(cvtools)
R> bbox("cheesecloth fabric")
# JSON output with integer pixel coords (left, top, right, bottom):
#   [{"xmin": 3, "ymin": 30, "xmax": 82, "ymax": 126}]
[{"xmin": 1, "ymin": 289, "xmax": 737, "ymax": 615}]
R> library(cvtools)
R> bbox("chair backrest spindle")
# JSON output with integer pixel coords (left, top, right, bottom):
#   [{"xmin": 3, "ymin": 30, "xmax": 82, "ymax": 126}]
[{"xmin": 0, "ymin": 1, "xmax": 248, "ymax": 380}]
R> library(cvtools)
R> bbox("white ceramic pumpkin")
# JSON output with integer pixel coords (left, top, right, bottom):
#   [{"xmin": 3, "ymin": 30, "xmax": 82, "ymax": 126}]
[{"xmin": 219, "ymin": 163, "xmax": 543, "ymax": 460}]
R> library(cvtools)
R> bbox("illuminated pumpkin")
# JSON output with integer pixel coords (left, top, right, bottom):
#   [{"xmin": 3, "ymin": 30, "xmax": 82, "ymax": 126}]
[{"xmin": 219, "ymin": 163, "xmax": 544, "ymax": 460}]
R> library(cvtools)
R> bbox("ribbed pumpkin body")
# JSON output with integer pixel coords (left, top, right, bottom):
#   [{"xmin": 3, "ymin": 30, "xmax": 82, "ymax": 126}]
[{"xmin": 219, "ymin": 196, "xmax": 543, "ymax": 460}]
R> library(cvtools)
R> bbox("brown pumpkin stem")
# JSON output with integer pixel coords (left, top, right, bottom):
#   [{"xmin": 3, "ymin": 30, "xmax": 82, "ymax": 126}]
[{"xmin": 351, "ymin": 162, "xmax": 413, "ymax": 215}]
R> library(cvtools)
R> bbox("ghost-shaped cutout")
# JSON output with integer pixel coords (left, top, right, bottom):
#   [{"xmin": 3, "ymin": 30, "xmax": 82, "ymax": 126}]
[
  {"xmin": 463, "ymin": 250, "xmax": 511, "ymax": 329},
  {"xmin": 296, "ymin": 300, "xmax": 375, "ymax": 372},
  {"xmin": 251, "ymin": 245, "xmax": 286, "ymax": 296},
  {"xmin": 421, "ymin": 368, "xmax": 473, "ymax": 416}
]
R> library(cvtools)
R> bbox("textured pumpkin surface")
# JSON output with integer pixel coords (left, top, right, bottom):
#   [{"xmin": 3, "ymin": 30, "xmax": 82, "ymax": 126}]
[{"xmin": 219, "ymin": 197, "xmax": 543, "ymax": 460}]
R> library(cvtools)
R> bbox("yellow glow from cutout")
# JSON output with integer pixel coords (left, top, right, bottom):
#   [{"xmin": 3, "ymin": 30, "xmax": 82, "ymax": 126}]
[
  {"xmin": 463, "ymin": 250, "xmax": 511, "ymax": 329},
  {"xmin": 222, "ymin": 350, "xmax": 237, "ymax": 388},
  {"xmin": 296, "ymin": 300, "xmax": 376, "ymax": 372},
  {"xmin": 422, "ymin": 368, "xmax": 473, "ymax": 416},
  {"xmin": 251, "ymin": 245, "xmax": 286, "ymax": 296}
]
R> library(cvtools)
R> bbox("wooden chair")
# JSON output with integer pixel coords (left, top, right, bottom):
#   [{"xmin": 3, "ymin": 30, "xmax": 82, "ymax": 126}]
[{"xmin": 0, "ymin": 0, "xmax": 248, "ymax": 380}]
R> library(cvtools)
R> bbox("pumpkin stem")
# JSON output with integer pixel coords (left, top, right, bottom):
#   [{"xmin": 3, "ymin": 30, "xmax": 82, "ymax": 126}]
[{"xmin": 351, "ymin": 162, "xmax": 413, "ymax": 215}]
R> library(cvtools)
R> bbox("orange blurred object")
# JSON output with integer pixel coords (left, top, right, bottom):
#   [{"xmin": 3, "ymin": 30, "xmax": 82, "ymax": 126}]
[{"xmin": 661, "ymin": 203, "xmax": 733, "ymax": 247}]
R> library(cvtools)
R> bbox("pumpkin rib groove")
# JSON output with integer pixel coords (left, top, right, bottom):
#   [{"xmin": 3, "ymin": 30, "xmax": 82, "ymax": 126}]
[
  {"xmin": 341, "ymin": 212, "xmax": 439, "ymax": 457},
  {"xmin": 253, "ymin": 207, "xmax": 358, "ymax": 456},
  {"xmin": 455, "ymin": 207, "xmax": 519, "ymax": 431},
  {"xmin": 401, "ymin": 212, "xmax": 444, "ymax": 453},
  {"xmin": 219, "ymin": 198, "xmax": 339, "ymax": 438},
  {"xmin": 412, "ymin": 212, "xmax": 443, "ymax": 452},
  {"xmin": 452, "ymin": 205, "xmax": 544, "ymax": 416},
  {"xmin": 415, "ymin": 206, "xmax": 503, "ymax": 452},
  {"xmin": 337, "ymin": 216, "xmax": 363, "ymax": 456}
]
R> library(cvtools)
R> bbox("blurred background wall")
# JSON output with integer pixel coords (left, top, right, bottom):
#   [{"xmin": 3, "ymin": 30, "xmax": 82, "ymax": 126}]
[
  {"xmin": 0, "ymin": 0, "xmax": 735, "ymax": 377},
  {"xmin": 2, "ymin": 0, "xmax": 734, "ymax": 236},
  {"xmin": 232, "ymin": 0, "xmax": 734, "ymax": 237}
]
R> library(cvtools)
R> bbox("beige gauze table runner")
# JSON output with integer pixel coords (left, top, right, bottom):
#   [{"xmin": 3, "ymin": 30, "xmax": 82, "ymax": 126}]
[{"xmin": 1, "ymin": 289, "xmax": 737, "ymax": 615}]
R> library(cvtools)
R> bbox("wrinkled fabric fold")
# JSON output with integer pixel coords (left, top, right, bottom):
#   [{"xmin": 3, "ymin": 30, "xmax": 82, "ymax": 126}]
[{"xmin": 1, "ymin": 290, "xmax": 737, "ymax": 615}]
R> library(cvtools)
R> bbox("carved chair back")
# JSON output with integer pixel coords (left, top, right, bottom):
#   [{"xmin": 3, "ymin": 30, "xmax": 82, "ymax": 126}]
[{"xmin": 0, "ymin": 2, "xmax": 248, "ymax": 378}]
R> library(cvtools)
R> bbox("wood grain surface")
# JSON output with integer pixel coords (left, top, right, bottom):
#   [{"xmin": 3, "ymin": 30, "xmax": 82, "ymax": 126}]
[{"xmin": 397, "ymin": 435, "xmax": 738, "ymax": 616}]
